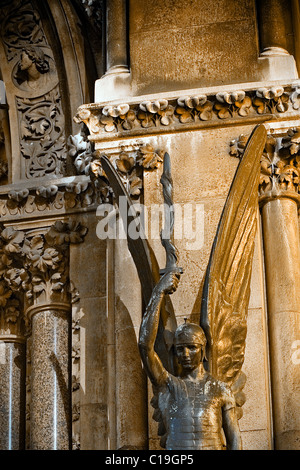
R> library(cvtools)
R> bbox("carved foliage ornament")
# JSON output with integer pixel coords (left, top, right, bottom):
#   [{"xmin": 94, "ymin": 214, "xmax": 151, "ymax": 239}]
[
  {"xmin": 0, "ymin": 0, "xmax": 67, "ymax": 180},
  {"xmin": 18, "ymin": 89, "xmax": 66, "ymax": 178},
  {"xmin": 0, "ymin": 220, "xmax": 87, "ymax": 331},
  {"xmin": 75, "ymin": 85, "xmax": 300, "ymax": 136},
  {"xmin": 230, "ymin": 127, "xmax": 300, "ymax": 198},
  {"xmin": 68, "ymin": 130, "xmax": 164, "ymax": 198}
]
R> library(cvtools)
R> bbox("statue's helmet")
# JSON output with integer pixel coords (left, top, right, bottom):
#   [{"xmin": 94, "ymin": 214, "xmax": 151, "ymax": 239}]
[{"xmin": 174, "ymin": 321, "xmax": 207, "ymax": 347}]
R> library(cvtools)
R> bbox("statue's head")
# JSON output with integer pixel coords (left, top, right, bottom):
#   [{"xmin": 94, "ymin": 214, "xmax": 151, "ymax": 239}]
[
  {"xmin": 174, "ymin": 321, "xmax": 207, "ymax": 370},
  {"xmin": 19, "ymin": 47, "xmax": 50, "ymax": 74}
]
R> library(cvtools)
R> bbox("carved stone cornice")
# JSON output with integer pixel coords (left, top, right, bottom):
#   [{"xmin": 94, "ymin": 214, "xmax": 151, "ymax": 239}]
[
  {"xmin": 0, "ymin": 175, "xmax": 107, "ymax": 222},
  {"xmin": 74, "ymin": 82, "xmax": 300, "ymax": 141},
  {"xmin": 230, "ymin": 127, "xmax": 300, "ymax": 207}
]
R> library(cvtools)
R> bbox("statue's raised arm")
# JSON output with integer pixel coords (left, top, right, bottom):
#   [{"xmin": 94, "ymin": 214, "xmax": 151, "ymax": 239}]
[{"xmin": 138, "ymin": 270, "xmax": 181, "ymax": 386}]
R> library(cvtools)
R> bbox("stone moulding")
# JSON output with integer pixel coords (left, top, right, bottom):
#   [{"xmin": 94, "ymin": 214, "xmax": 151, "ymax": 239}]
[
  {"xmin": 74, "ymin": 81, "xmax": 300, "ymax": 140},
  {"xmin": 0, "ymin": 175, "xmax": 107, "ymax": 221}
]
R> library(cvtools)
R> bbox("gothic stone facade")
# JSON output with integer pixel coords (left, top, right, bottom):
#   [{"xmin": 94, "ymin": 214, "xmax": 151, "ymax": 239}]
[{"xmin": 0, "ymin": 0, "xmax": 300, "ymax": 450}]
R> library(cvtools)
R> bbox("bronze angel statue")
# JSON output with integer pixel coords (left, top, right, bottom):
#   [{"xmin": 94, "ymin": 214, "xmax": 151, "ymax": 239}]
[{"xmin": 101, "ymin": 124, "xmax": 267, "ymax": 451}]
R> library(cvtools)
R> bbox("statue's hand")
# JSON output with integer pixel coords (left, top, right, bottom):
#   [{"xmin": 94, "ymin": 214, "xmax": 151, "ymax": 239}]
[{"xmin": 158, "ymin": 269, "xmax": 181, "ymax": 295}]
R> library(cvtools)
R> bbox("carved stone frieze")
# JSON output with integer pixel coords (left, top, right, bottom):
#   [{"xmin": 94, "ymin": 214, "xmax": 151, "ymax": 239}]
[{"xmin": 75, "ymin": 84, "xmax": 300, "ymax": 140}]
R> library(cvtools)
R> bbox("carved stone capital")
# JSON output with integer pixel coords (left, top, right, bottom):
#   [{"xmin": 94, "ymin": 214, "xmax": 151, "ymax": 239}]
[
  {"xmin": 0, "ymin": 219, "xmax": 88, "ymax": 329},
  {"xmin": 68, "ymin": 131, "xmax": 165, "ymax": 198},
  {"xmin": 230, "ymin": 127, "xmax": 300, "ymax": 207}
]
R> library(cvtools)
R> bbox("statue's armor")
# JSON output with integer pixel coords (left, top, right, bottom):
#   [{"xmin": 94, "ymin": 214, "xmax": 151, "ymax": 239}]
[{"xmin": 158, "ymin": 372, "xmax": 235, "ymax": 450}]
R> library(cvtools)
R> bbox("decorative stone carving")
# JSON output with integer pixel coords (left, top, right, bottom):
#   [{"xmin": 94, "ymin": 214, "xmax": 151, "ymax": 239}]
[
  {"xmin": 68, "ymin": 129, "xmax": 165, "ymax": 198},
  {"xmin": 13, "ymin": 46, "xmax": 53, "ymax": 93},
  {"xmin": 176, "ymin": 95, "xmax": 213, "ymax": 122},
  {"xmin": 0, "ymin": 220, "xmax": 87, "ymax": 322},
  {"xmin": 0, "ymin": 226, "xmax": 26, "ymax": 339},
  {"xmin": 0, "ymin": 176, "xmax": 109, "ymax": 221},
  {"xmin": 230, "ymin": 127, "xmax": 300, "ymax": 201},
  {"xmin": 0, "ymin": 0, "xmax": 67, "ymax": 180},
  {"xmin": 253, "ymin": 87, "xmax": 289, "ymax": 114},
  {"xmin": 17, "ymin": 88, "xmax": 66, "ymax": 178},
  {"xmin": 75, "ymin": 84, "xmax": 300, "ymax": 140}
]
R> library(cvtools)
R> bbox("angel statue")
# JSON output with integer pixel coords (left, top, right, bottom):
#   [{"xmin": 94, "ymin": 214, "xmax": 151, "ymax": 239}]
[{"xmin": 100, "ymin": 124, "xmax": 267, "ymax": 451}]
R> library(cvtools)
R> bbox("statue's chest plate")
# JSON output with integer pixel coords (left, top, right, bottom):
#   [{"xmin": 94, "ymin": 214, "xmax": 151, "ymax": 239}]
[
  {"xmin": 167, "ymin": 377, "xmax": 220, "ymax": 416},
  {"xmin": 159, "ymin": 376, "xmax": 225, "ymax": 450}
]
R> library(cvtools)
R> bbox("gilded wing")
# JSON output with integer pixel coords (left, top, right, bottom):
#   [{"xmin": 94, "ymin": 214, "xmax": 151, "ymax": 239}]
[
  {"xmin": 200, "ymin": 125, "xmax": 267, "ymax": 413},
  {"xmin": 100, "ymin": 155, "xmax": 177, "ymax": 373}
]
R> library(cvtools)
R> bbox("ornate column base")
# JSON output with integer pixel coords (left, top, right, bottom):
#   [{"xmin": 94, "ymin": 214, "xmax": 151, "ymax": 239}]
[{"xmin": 258, "ymin": 47, "xmax": 298, "ymax": 81}]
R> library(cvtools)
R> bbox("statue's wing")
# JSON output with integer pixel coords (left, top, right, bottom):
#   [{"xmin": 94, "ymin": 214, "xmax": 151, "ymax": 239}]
[
  {"xmin": 200, "ymin": 125, "xmax": 267, "ymax": 413},
  {"xmin": 100, "ymin": 155, "xmax": 177, "ymax": 373}
]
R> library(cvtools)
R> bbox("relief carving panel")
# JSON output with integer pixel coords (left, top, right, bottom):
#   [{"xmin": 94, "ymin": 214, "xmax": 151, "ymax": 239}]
[{"xmin": 0, "ymin": 0, "xmax": 67, "ymax": 180}]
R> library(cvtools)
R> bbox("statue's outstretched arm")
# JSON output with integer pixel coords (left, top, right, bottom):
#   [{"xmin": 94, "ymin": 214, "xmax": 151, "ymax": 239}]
[{"xmin": 139, "ymin": 270, "xmax": 180, "ymax": 386}]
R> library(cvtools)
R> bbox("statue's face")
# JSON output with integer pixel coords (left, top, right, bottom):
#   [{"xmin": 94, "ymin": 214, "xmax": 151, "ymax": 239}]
[
  {"xmin": 20, "ymin": 51, "xmax": 33, "ymax": 71},
  {"xmin": 175, "ymin": 342, "xmax": 203, "ymax": 370}
]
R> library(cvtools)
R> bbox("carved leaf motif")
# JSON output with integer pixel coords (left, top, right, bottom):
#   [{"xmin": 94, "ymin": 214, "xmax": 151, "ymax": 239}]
[
  {"xmin": 137, "ymin": 145, "xmax": 164, "ymax": 169},
  {"xmin": 100, "ymin": 115, "xmax": 116, "ymax": 132},
  {"xmin": 235, "ymin": 96, "xmax": 252, "ymax": 117},
  {"xmin": 116, "ymin": 153, "xmax": 135, "ymax": 174},
  {"xmin": 196, "ymin": 101, "xmax": 213, "ymax": 120},
  {"xmin": 214, "ymin": 102, "xmax": 231, "ymax": 119},
  {"xmin": 0, "ymin": 282, "xmax": 12, "ymax": 307},
  {"xmin": 176, "ymin": 106, "xmax": 194, "ymax": 123},
  {"xmin": 1, "ymin": 227, "xmax": 25, "ymax": 253},
  {"xmin": 45, "ymin": 220, "xmax": 88, "ymax": 247}
]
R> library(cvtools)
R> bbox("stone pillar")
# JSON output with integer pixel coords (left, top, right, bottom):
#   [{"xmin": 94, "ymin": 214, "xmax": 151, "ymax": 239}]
[
  {"xmin": 106, "ymin": 0, "xmax": 128, "ymax": 73},
  {"xmin": 261, "ymin": 195, "xmax": 300, "ymax": 449},
  {"xmin": 0, "ymin": 338, "xmax": 26, "ymax": 450},
  {"xmin": 27, "ymin": 303, "xmax": 71, "ymax": 450},
  {"xmin": 95, "ymin": 0, "xmax": 131, "ymax": 102},
  {"xmin": 260, "ymin": 131, "xmax": 300, "ymax": 449},
  {"xmin": 0, "ymin": 225, "xmax": 27, "ymax": 450},
  {"xmin": 22, "ymin": 220, "xmax": 87, "ymax": 450},
  {"xmin": 257, "ymin": 0, "xmax": 298, "ymax": 79}
]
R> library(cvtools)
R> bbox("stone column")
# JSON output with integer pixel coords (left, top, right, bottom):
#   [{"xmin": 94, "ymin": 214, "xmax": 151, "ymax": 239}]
[
  {"xmin": 0, "ymin": 226, "xmax": 27, "ymax": 450},
  {"xmin": 0, "ymin": 337, "xmax": 26, "ymax": 450},
  {"xmin": 257, "ymin": 0, "xmax": 298, "ymax": 79},
  {"xmin": 27, "ymin": 303, "xmax": 71, "ymax": 450},
  {"xmin": 106, "ymin": 0, "xmax": 128, "ymax": 73},
  {"xmin": 260, "ymin": 133, "xmax": 300, "ymax": 449},
  {"xmin": 23, "ymin": 220, "xmax": 87, "ymax": 450},
  {"xmin": 261, "ymin": 196, "xmax": 300, "ymax": 449},
  {"xmin": 95, "ymin": 0, "xmax": 131, "ymax": 102}
]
